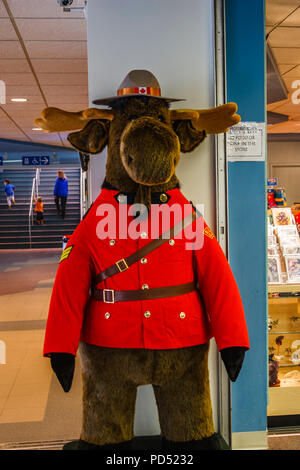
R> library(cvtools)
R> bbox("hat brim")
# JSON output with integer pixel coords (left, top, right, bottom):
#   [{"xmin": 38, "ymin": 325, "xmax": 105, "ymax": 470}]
[{"xmin": 92, "ymin": 94, "xmax": 185, "ymax": 106}]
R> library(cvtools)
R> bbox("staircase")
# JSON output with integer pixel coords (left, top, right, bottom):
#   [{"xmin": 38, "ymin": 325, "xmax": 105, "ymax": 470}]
[
  {"xmin": 0, "ymin": 168, "xmax": 81, "ymax": 249},
  {"xmin": 0, "ymin": 169, "xmax": 36, "ymax": 249}
]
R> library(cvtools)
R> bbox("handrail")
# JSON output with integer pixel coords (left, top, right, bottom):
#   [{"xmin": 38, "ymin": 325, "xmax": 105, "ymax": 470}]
[{"xmin": 28, "ymin": 168, "xmax": 40, "ymax": 248}]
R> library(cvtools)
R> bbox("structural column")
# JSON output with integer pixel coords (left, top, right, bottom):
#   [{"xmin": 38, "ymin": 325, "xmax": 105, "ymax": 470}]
[{"xmin": 225, "ymin": 0, "xmax": 268, "ymax": 449}]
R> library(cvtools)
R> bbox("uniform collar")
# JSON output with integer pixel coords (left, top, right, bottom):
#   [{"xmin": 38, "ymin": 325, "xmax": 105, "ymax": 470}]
[{"xmin": 101, "ymin": 180, "xmax": 180, "ymax": 205}]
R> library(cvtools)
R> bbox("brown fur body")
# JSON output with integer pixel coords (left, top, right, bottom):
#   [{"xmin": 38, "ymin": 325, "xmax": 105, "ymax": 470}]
[{"xmin": 80, "ymin": 342, "xmax": 214, "ymax": 446}]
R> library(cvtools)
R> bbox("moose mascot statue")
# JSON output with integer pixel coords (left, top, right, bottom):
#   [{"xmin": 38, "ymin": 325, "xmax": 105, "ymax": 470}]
[{"xmin": 36, "ymin": 70, "xmax": 249, "ymax": 451}]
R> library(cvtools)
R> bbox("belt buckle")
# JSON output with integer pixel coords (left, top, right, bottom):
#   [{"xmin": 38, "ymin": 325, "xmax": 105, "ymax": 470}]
[
  {"xmin": 103, "ymin": 289, "xmax": 115, "ymax": 303},
  {"xmin": 116, "ymin": 258, "xmax": 129, "ymax": 272}
]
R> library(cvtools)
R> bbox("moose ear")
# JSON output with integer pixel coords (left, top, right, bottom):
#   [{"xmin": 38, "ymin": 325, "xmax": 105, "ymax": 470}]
[
  {"xmin": 34, "ymin": 107, "xmax": 114, "ymax": 132},
  {"xmin": 170, "ymin": 110, "xmax": 206, "ymax": 153},
  {"xmin": 68, "ymin": 119, "xmax": 110, "ymax": 154},
  {"xmin": 170, "ymin": 103, "xmax": 241, "ymax": 153}
]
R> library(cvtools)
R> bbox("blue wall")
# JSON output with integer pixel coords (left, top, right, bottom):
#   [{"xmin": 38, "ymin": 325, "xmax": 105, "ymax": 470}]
[{"xmin": 225, "ymin": 0, "xmax": 267, "ymax": 433}]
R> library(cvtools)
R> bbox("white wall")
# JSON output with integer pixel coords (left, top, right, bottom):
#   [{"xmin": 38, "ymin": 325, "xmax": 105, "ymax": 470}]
[
  {"xmin": 268, "ymin": 141, "xmax": 300, "ymax": 205},
  {"xmin": 87, "ymin": 0, "xmax": 218, "ymax": 436}
]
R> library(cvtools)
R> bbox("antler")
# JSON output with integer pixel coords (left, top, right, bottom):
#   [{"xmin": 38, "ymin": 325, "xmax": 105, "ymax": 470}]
[
  {"xmin": 34, "ymin": 107, "xmax": 115, "ymax": 133},
  {"xmin": 170, "ymin": 103, "xmax": 240, "ymax": 134}
]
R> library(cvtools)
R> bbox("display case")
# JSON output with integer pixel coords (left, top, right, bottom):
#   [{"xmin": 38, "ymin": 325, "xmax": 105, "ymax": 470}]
[{"xmin": 267, "ymin": 205, "xmax": 300, "ymax": 427}]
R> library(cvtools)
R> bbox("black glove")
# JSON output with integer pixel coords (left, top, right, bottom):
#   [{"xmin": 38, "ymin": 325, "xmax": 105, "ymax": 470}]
[
  {"xmin": 220, "ymin": 347, "xmax": 247, "ymax": 382},
  {"xmin": 50, "ymin": 353, "xmax": 75, "ymax": 392}
]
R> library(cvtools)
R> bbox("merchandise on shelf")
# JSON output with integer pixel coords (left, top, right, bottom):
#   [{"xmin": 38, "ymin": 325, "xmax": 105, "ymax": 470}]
[
  {"xmin": 274, "ymin": 188, "xmax": 287, "ymax": 207},
  {"xmin": 267, "ymin": 188, "xmax": 276, "ymax": 208}
]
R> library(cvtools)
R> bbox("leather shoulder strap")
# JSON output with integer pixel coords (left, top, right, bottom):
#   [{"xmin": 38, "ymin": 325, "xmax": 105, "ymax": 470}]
[{"xmin": 93, "ymin": 209, "xmax": 199, "ymax": 285}]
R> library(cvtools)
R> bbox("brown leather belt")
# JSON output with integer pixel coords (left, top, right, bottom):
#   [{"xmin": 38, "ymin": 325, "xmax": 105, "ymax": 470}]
[{"xmin": 92, "ymin": 281, "xmax": 197, "ymax": 303}]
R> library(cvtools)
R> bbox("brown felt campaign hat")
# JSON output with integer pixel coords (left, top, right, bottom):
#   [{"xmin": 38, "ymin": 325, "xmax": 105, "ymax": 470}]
[{"xmin": 92, "ymin": 70, "xmax": 185, "ymax": 106}]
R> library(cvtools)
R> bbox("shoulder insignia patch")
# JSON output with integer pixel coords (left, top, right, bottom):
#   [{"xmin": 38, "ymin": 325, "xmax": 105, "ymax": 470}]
[
  {"xmin": 203, "ymin": 226, "xmax": 215, "ymax": 239},
  {"xmin": 60, "ymin": 245, "xmax": 73, "ymax": 262}
]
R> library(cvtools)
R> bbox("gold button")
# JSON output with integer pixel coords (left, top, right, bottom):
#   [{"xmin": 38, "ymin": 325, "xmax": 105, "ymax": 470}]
[
  {"xmin": 160, "ymin": 193, "xmax": 168, "ymax": 203},
  {"xmin": 104, "ymin": 312, "xmax": 111, "ymax": 319},
  {"xmin": 140, "ymin": 232, "xmax": 147, "ymax": 239},
  {"xmin": 169, "ymin": 239, "xmax": 175, "ymax": 246},
  {"xmin": 117, "ymin": 194, "xmax": 126, "ymax": 203},
  {"xmin": 144, "ymin": 311, "xmax": 151, "ymax": 318},
  {"xmin": 141, "ymin": 258, "xmax": 148, "ymax": 264},
  {"xmin": 142, "ymin": 284, "xmax": 149, "ymax": 290},
  {"xmin": 179, "ymin": 312, "xmax": 186, "ymax": 319},
  {"xmin": 109, "ymin": 240, "xmax": 116, "ymax": 246}
]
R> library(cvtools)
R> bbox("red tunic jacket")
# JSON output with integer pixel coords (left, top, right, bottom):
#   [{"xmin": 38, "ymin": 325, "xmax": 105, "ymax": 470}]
[{"xmin": 43, "ymin": 188, "xmax": 249, "ymax": 356}]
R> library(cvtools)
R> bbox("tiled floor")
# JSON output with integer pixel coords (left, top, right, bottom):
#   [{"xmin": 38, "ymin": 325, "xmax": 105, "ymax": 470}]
[
  {"xmin": 268, "ymin": 433, "xmax": 300, "ymax": 450},
  {"xmin": 0, "ymin": 249, "xmax": 82, "ymax": 449}
]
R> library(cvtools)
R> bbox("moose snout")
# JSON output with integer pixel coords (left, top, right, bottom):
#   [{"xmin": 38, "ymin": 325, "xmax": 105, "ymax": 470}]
[{"xmin": 120, "ymin": 116, "xmax": 180, "ymax": 186}]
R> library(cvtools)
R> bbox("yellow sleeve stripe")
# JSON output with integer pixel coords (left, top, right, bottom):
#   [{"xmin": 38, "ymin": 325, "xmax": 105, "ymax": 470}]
[
  {"xmin": 60, "ymin": 245, "xmax": 73, "ymax": 262},
  {"xmin": 203, "ymin": 226, "xmax": 215, "ymax": 239}
]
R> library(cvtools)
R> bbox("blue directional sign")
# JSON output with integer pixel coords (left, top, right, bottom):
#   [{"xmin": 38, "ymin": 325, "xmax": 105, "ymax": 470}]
[
  {"xmin": 0, "ymin": 156, "xmax": 3, "ymax": 166},
  {"xmin": 22, "ymin": 156, "xmax": 50, "ymax": 166}
]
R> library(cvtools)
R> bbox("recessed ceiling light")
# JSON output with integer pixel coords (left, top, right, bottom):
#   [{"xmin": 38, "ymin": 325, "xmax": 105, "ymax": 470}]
[
  {"xmin": 10, "ymin": 98, "xmax": 28, "ymax": 102},
  {"xmin": 32, "ymin": 127, "xmax": 42, "ymax": 131}
]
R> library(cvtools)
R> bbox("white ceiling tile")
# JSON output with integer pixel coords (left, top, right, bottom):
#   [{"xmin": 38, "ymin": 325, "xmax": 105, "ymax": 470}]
[
  {"xmin": 31, "ymin": 59, "xmax": 87, "ymax": 73},
  {"xmin": 0, "ymin": 2, "xmax": 8, "ymax": 17},
  {"xmin": 8, "ymin": 0, "xmax": 86, "ymax": 18},
  {"xmin": 278, "ymin": 64, "xmax": 298, "ymax": 75},
  {"xmin": 0, "ymin": 18, "xmax": 18, "ymax": 40},
  {"xmin": 266, "ymin": 0, "xmax": 300, "ymax": 26},
  {"xmin": 272, "ymin": 47, "xmax": 300, "ymax": 64},
  {"xmin": 267, "ymin": 99, "xmax": 300, "ymax": 115},
  {"xmin": 43, "ymin": 85, "xmax": 88, "ymax": 97},
  {"xmin": 268, "ymin": 120, "xmax": 300, "ymax": 134},
  {"xmin": 268, "ymin": 8, "xmax": 300, "ymax": 27},
  {"xmin": 6, "ymin": 84, "xmax": 42, "ymax": 96},
  {"xmin": 47, "ymin": 96, "xmax": 89, "ymax": 105},
  {"xmin": 283, "ymin": 77, "xmax": 300, "ymax": 91},
  {"xmin": 45, "ymin": 103, "xmax": 89, "ymax": 112},
  {"xmin": 25, "ymin": 41, "xmax": 87, "ymax": 59},
  {"xmin": 0, "ymin": 73, "xmax": 36, "ymax": 86},
  {"xmin": 37, "ymin": 73, "xmax": 88, "ymax": 86},
  {"xmin": 0, "ymin": 41, "xmax": 25, "ymax": 59},
  {"xmin": 4, "ymin": 102, "xmax": 48, "ymax": 114},
  {"xmin": 15, "ymin": 18, "xmax": 87, "ymax": 41},
  {"xmin": 0, "ymin": 59, "xmax": 31, "ymax": 73},
  {"xmin": 268, "ymin": 27, "xmax": 300, "ymax": 48}
]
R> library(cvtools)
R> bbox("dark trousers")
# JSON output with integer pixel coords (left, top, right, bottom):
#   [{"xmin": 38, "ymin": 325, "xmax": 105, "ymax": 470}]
[{"xmin": 55, "ymin": 196, "xmax": 67, "ymax": 218}]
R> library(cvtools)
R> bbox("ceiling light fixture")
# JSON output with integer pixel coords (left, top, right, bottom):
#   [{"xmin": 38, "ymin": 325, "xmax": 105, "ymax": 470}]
[
  {"xmin": 32, "ymin": 127, "xmax": 42, "ymax": 131},
  {"xmin": 10, "ymin": 98, "xmax": 28, "ymax": 102}
]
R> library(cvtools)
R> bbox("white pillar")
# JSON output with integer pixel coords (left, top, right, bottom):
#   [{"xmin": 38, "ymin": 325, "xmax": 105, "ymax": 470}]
[{"xmin": 86, "ymin": 0, "xmax": 218, "ymax": 436}]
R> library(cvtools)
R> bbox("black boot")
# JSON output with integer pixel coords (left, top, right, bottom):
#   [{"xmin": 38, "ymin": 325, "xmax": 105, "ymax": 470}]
[
  {"xmin": 63, "ymin": 439, "xmax": 133, "ymax": 451},
  {"xmin": 161, "ymin": 433, "xmax": 230, "ymax": 451}
]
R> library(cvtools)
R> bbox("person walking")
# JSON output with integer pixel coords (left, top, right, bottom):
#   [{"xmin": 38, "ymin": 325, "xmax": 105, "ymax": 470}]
[
  {"xmin": 3, "ymin": 179, "xmax": 16, "ymax": 209},
  {"xmin": 53, "ymin": 170, "xmax": 68, "ymax": 219},
  {"xmin": 33, "ymin": 195, "xmax": 44, "ymax": 225}
]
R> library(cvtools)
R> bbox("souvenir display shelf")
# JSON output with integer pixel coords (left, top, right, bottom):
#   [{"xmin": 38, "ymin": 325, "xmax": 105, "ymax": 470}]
[{"xmin": 267, "ymin": 205, "xmax": 300, "ymax": 424}]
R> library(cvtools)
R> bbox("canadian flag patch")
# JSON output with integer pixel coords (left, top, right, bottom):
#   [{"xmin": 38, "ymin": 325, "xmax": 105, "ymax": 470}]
[{"xmin": 138, "ymin": 87, "xmax": 148, "ymax": 95}]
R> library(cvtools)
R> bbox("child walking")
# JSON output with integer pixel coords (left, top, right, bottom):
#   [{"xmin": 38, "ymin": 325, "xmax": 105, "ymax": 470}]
[
  {"xmin": 3, "ymin": 179, "xmax": 16, "ymax": 209},
  {"xmin": 34, "ymin": 195, "xmax": 44, "ymax": 225}
]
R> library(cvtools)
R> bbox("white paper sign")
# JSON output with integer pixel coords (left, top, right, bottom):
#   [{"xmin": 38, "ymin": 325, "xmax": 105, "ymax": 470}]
[{"xmin": 226, "ymin": 122, "xmax": 265, "ymax": 162}]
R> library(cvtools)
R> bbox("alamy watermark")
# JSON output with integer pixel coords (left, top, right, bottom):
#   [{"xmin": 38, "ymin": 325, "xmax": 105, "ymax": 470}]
[
  {"xmin": 0, "ymin": 340, "xmax": 6, "ymax": 365},
  {"xmin": 0, "ymin": 80, "xmax": 6, "ymax": 104},
  {"xmin": 95, "ymin": 200, "xmax": 205, "ymax": 250},
  {"xmin": 291, "ymin": 80, "xmax": 300, "ymax": 105}
]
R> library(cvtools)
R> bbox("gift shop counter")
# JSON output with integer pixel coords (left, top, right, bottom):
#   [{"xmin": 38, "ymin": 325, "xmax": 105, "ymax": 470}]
[{"xmin": 267, "ymin": 204, "xmax": 300, "ymax": 428}]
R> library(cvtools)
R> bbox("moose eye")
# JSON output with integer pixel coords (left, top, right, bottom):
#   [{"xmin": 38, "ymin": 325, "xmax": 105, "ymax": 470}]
[{"xmin": 158, "ymin": 115, "xmax": 165, "ymax": 123}]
